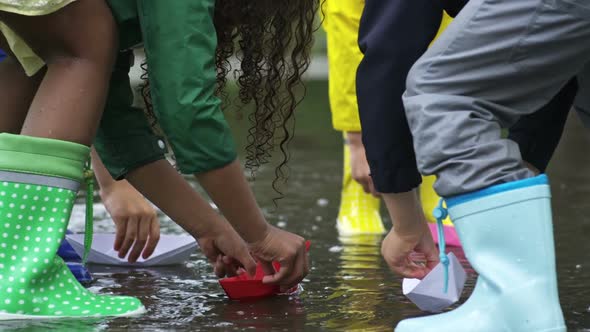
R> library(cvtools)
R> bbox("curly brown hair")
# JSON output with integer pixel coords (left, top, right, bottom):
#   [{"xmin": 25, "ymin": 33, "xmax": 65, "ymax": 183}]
[
  {"xmin": 142, "ymin": 0, "xmax": 321, "ymax": 200},
  {"xmin": 213, "ymin": 0, "xmax": 321, "ymax": 199}
]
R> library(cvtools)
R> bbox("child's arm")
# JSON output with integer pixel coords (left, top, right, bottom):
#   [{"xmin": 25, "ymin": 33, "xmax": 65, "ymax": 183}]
[
  {"xmin": 195, "ymin": 159, "xmax": 309, "ymax": 290},
  {"xmin": 126, "ymin": 159, "xmax": 259, "ymax": 277},
  {"xmin": 91, "ymin": 148, "xmax": 160, "ymax": 263},
  {"xmin": 356, "ymin": 0, "xmax": 442, "ymax": 195},
  {"xmin": 92, "ymin": 50, "xmax": 257, "ymax": 276},
  {"xmin": 346, "ymin": 132, "xmax": 378, "ymax": 196},
  {"xmin": 356, "ymin": 0, "xmax": 444, "ymax": 277},
  {"xmin": 323, "ymin": 0, "xmax": 377, "ymax": 196},
  {"xmin": 126, "ymin": 159, "xmax": 307, "ymax": 289}
]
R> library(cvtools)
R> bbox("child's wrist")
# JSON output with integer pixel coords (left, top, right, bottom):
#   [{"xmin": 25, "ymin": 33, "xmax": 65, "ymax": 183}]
[
  {"xmin": 240, "ymin": 221, "xmax": 271, "ymax": 245},
  {"xmin": 345, "ymin": 131, "xmax": 363, "ymax": 147},
  {"xmin": 383, "ymin": 189, "xmax": 427, "ymax": 233},
  {"xmin": 98, "ymin": 182, "xmax": 116, "ymax": 200}
]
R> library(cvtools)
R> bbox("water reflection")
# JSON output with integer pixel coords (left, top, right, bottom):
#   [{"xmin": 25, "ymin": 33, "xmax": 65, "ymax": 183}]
[
  {"xmin": 0, "ymin": 317, "xmax": 111, "ymax": 332},
  {"xmin": 313, "ymin": 235, "xmax": 387, "ymax": 331},
  {"xmin": 219, "ymin": 296, "xmax": 307, "ymax": 330}
]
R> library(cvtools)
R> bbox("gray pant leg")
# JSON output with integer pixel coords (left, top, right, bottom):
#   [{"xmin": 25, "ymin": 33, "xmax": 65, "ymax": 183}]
[
  {"xmin": 403, "ymin": 0, "xmax": 590, "ymax": 196},
  {"xmin": 575, "ymin": 64, "xmax": 590, "ymax": 129}
]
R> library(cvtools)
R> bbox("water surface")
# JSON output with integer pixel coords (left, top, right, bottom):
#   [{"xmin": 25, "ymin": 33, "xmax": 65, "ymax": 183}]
[{"xmin": 2, "ymin": 81, "xmax": 589, "ymax": 331}]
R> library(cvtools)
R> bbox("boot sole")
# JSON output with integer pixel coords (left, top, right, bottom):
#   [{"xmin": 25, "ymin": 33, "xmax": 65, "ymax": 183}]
[
  {"xmin": 539, "ymin": 327, "xmax": 566, "ymax": 332},
  {"xmin": 0, "ymin": 306, "xmax": 146, "ymax": 320}
]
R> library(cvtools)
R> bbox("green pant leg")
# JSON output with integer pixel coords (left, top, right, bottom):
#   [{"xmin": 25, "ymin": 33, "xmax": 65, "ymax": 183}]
[
  {"xmin": 94, "ymin": 51, "xmax": 167, "ymax": 179},
  {"xmin": 137, "ymin": 0, "xmax": 237, "ymax": 174}
]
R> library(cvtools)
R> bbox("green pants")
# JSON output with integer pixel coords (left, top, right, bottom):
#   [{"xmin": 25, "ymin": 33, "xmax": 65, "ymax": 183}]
[{"xmin": 96, "ymin": 0, "xmax": 237, "ymax": 179}]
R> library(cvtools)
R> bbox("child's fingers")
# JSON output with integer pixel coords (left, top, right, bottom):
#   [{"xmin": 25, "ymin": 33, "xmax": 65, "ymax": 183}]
[
  {"xmin": 118, "ymin": 217, "xmax": 138, "ymax": 258},
  {"xmin": 198, "ymin": 238, "xmax": 222, "ymax": 267},
  {"xmin": 142, "ymin": 217, "xmax": 160, "ymax": 259},
  {"xmin": 113, "ymin": 217, "xmax": 127, "ymax": 251},
  {"xmin": 279, "ymin": 250, "xmax": 307, "ymax": 291},
  {"xmin": 359, "ymin": 179, "xmax": 372, "ymax": 195},
  {"xmin": 262, "ymin": 256, "xmax": 295, "ymax": 287},
  {"xmin": 236, "ymin": 251, "xmax": 257, "ymax": 277},
  {"xmin": 387, "ymin": 253, "xmax": 417, "ymax": 278},
  {"xmin": 259, "ymin": 260, "xmax": 275, "ymax": 276},
  {"xmin": 214, "ymin": 255, "xmax": 226, "ymax": 278},
  {"xmin": 367, "ymin": 179, "xmax": 380, "ymax": 197},
  {"xmin": 424, "ymin": 249, "xmax": 440, "ymax": 271},
  {"xmin": 221, "ymin": 256, "xmax": 239, "ymax": 277},
  {"xmin": 128, "ymin": 217, "xmax": 150, "ymax": 263},
  {"xmin": 398, "ymin": 257, "xmax": 431, "ymax": 279}
]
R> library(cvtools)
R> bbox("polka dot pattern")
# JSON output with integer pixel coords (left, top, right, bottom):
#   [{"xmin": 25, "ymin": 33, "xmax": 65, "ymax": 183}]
[{"xmin": 0, "ymin": 181, "xmax": 144, "ymax": 318}]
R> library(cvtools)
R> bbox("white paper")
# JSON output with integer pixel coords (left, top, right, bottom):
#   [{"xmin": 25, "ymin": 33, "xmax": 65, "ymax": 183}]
[
  {"xmin": 65, "ymin": 234, "xmax": 198, "ymax": 267},
  {"xmin": 402, "ymin": 252, "xmax": 467, "ymax": 313}
]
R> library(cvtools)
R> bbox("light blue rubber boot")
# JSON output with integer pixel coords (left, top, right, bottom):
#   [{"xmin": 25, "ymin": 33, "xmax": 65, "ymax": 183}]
[{"xmin": 395, "ymin": 175, "xmax": 566, "ymax": 332}]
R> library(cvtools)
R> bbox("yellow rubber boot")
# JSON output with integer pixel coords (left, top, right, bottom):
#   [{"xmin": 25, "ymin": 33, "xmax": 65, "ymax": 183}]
[{"xmin": 336, "ymin": 144, "xmax": 385, "ymax": 235}]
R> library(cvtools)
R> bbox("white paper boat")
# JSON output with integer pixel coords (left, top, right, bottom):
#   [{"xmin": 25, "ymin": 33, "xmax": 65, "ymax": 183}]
[
  {"xmin": 66, "ymin": 233, "xmax": 198, "ymax": 267},
  {"xmin": 402, "ymin": 252, "xmax": 467, "ymax": 313}
]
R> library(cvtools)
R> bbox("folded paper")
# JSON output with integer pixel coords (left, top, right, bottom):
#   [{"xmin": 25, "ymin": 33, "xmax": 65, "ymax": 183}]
[
  {"xmin": 402, "ymin": 252, "xmax": 467, "ymax": 313},
  {"xmin": 65, "ymin": 233, "xmax": 198, "ymax": 267}
]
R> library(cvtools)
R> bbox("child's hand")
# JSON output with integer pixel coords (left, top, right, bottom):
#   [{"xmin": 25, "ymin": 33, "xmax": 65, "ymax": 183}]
[
  {"xmin": 347, "ymin": 132, "xmax": 379, "ymax": 197},
  {"xmin": 381, "ymin": 190, "xmax": 439, "ymax": 279},
  {"xmin": 196, "ymin": 220, "xmax": 257, "ymax": 278},
  {"xmin": 381, "ymin": 222, "xmax": 439, "ymax": 279},
  {"xmin": 99, "ymin": 179, "xmax": 160, "ymax": 263},
  {"xmin": 249, "ymin": 226, "xmax": 309, "ymax": 292}
]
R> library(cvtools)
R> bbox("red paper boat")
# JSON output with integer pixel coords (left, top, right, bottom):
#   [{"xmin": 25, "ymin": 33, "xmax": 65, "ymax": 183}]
[{"xmin": 219, "ymin": 241, "xmax": 311, "ymax": 300}]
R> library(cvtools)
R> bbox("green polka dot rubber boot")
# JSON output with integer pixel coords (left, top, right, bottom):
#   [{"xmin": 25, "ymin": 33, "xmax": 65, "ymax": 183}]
[{"xmin": 0, "ymin": 133, "xmax": 145, "ymax": 320}]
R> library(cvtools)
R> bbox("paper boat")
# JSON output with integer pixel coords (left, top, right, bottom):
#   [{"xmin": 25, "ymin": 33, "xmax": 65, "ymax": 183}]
[
  {"xmin": 219, "ymin": 241, "xmax": 310, "ymax": 300},
  {"xmin": 66, "ymin": 233, "xmax": 198, "ymax": 267},
  {"xmin": 428, "ymin": 223, "xmax": 462, "ymax": 247},
  {"xmin": 66, "ymin": 262, "xmax": 93, "ymax": 284},
  {"xmin": 402, "ymin": 252, "xmax": 467, "ymax": 313}
]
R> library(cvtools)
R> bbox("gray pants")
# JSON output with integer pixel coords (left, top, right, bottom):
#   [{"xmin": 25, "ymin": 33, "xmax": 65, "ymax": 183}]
[
  {"xmin": 403, "ymin": 0, "xmax": 590, "ymax": 196},
  {"xmin": 575, "ymin": 64, "xmax": 590, "ymax": 129}
]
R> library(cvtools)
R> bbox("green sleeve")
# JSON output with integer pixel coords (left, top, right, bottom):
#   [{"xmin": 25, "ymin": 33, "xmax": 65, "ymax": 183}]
[
  {"xmin": 136, "ymin": 0, "xmax": 238, "ymax": 174},
  {"xmin": 94, "ymin": 51, "xmax": 167, "ymax": 179}
]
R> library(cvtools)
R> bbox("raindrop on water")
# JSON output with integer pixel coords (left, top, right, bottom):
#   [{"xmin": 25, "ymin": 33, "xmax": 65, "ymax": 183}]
[
  {"xmin": 317, "ymin": 198, "xmax": 329, "ymax": 207},
  {"xmin": 329, "ymin": 246, "xmax": 343, "ymax": 253}
]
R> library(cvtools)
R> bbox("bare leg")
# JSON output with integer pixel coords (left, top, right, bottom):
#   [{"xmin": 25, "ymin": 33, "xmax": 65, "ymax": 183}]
[
  {"xmin": 0, "ymin": 34, "xmax": 43, "ymax": 133},
  {"xmin": 0, "ymin": 0, "xmax": 117, "ymax": 145}
]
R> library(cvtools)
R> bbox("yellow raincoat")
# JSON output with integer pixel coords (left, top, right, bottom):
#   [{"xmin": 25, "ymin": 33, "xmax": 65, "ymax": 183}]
[
  {"xmin": 324, "ymin": 0, "xmax": 453, "ymax": 234},
  {"xmin": 324, "ymin": 0, "xmax": 384, "ymax": 235}
]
